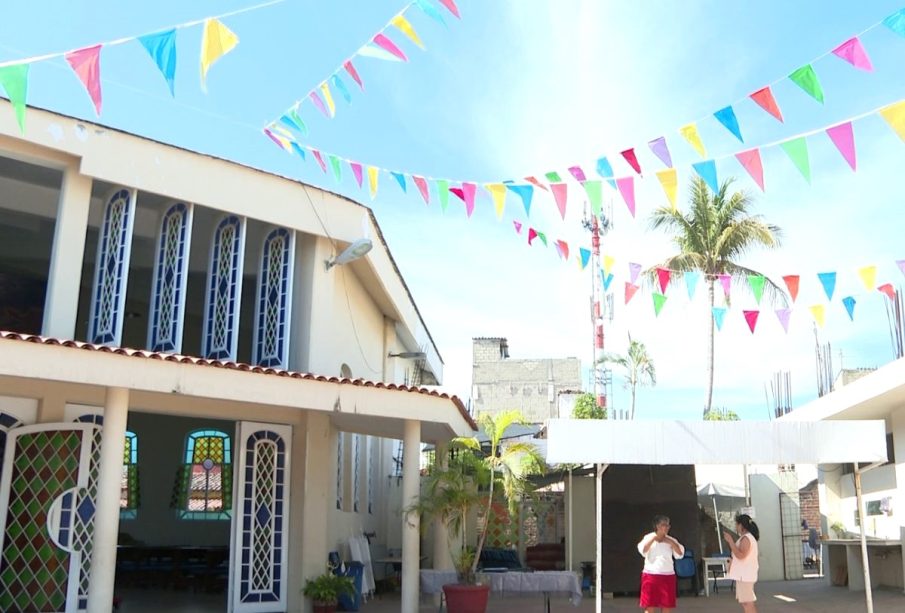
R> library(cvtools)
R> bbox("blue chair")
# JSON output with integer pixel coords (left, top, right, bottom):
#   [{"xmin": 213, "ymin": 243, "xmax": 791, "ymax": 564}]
[{"xmin": 674, "ymin": 549, "xmax": 699, "ymax": 596}]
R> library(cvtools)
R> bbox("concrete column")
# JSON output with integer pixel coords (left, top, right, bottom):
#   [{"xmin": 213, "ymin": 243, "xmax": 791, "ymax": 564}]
[
  {"xmin": 300, "ymin": 412, "xmax": 332, "ymax": 612},
  {"xmin": 401, "ymin": 420, "xmax": 421, "ymax": 613},
  {"xmin": 431, "ymin": 440, "xmax": 451, "ymax": 608},
  {"xmin": 43, "ymin": 167, "xmax": 93, "ymax": 339},
  {"xmin": 86, "ymin": 387, "xmax": 128, "ymax": 613}
]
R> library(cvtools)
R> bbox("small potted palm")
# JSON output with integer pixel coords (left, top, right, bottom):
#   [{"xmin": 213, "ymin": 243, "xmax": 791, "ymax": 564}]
[
  {"xmin": 302, "ymin": 571, "xmax": 355, "ymax": 613},
  {"xmin": 408, "ymin": 409, "xmax": 544, "ymax": 613}
]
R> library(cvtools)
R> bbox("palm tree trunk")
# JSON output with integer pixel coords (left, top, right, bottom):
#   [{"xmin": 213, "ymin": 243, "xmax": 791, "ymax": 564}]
[
  {"xmin": 471, "ymin": 469, "xmax": 494, "ymax": 575},
  {"xmin": 705, "ymin": 280, "xmax": 716, "ymax": 417},
  {"xmin": 630, "ymin": 386, "xmax": 636, "ymax": 420}
]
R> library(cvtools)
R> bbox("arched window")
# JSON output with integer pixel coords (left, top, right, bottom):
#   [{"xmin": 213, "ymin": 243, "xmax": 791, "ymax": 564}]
[
  {"xmin": 148, "ymin": 202, "xmax": 193, "ymax": 353},
  {"xmin": 88, "ymin": 188, "xmax": 136, "ymax": 345},
  {"xmin": 178, "ymin": 429, "xmax": 232, "ymax": 519},
  {"xmin": 121, "ymin": 430, "xmax": 139, "ymax": 519},
  {"xmin": 253, "ymin": 227, "xmax": 294, "ymax": 368},
  {"xmin": 202, "ymin": 216, "xmax": 245, "ymax": 360}
]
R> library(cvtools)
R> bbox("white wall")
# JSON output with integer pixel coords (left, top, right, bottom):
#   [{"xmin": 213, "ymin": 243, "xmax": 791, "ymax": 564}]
[
  {"xmin": 749, "ymin": 473, "xmax": 792, "ymax": 582},
  {"xmin": 566, "ymin": 475, "xmax": 596, "ymax": 571}
]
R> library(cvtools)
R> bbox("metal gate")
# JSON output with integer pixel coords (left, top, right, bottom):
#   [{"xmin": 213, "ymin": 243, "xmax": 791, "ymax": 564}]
[{"xmin": 779, "ymin": 492, "xmax": 804, "ymax": 580}]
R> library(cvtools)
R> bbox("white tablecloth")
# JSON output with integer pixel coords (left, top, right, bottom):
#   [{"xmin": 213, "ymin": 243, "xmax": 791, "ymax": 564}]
[{"xmin": 420, "ymin": 570, "xmax": 582, "ymax": 605}]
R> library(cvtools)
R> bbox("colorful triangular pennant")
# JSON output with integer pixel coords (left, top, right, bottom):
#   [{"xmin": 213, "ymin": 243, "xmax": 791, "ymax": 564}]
[
  {"xmin": 621, "ymin": 148, "xmax": 642, "ymax": 175},
  {"xmin": 858, "ymin": 265, "xmax": 877, "ymax": 290},
  {"xmin": 817, "ymin": 272, "xmax": 837, "ymax": 301},
  {"xmin": 65, "ymin": 45, "xmax": 103, "ymax": 115},
  {"xmin": 579, "ymin": 248, "xmax": 591, "ymax": 269},
  {"xmin": 775, "ymin": 308, "xmax": 791, "ymax": 333},
  {"xmin": 685, "ymin": 271, "xmax": 700, "ymax": 300},
  {"xmin": 842, "ymin": 296, "xmax": 856, "ymax": 321},
  {"xmin": 413, "ymin": 176, "xmax": 430, "ymax": 204},
  {"xmin": 648, "ymin": 136, "xmax": 673, "ymax": 168},
  {"xmin": 138, "ymin": 29, "xmax": 177, "ymax": 95},
  {"xmin": 679, "ymin": 122, "xmax": 707, "ymax": 158},
  {"xmin": 713, "ymin": 105, "xmax": 744, "ymax": 142},
  {"xmin": 583, "ymin": 180, "xmax": 603, "ymax": 217},
  {"xmin": 826, "ymin": 122, "xmax": 856, "ymax": 171},
  {"xmin": 200, "ymin": 19, "xmax": 238, "ymax": 91},
  {"xmin": 735, "ymin": 149, "xmax": 765, "ymax": 191},
  {"xmin": 0, "ymin": 64, "xmax": 29, "ymax": 133},
  {"xmin": 749, "ymin": 86, "xmax": 783, "ymax": 122},
  {"xmin": 692, "ymin": 160, "xmax": 719, "ymax": 194},
  {"xmin": 782, "ymin": 275, "xmax": 800, "ymax": 302},
  {"xmin": 712, "ymin": 307, "xmax": 727, "ymax": 331},
  {"xmin": 625, "ymin": 282, "xmax": 639, "ymax": 304},
  {"xmin": 810, "ymin": 304, "xmax": 826, "ymax": 328},
  {"xmin": 832, "ymin": 37, "xmax": 873, "ymax": 71},
  {"xmin": 506, "ymin": 184, "xmax": 534, "ymax": 216},
  {"xmin": 656, "ymin": 169, "xmax": 678, "ymax": 210},
  {"xmin": 629, "ymin": 262, "xmax": 642, "ymax": 284},
  {"xmin": 743, "ymin": 310, "xmax": 759, "ymax": 333},
  {"xmin": 788, "ymin": 64, "xmax": 824, "ymax": 104},
  {"xmin": 748, "ymin": 274, "xmax": 765, "ymax": 304},
  {"xmin": 656, "ymin": 267, "xmax": 671, "ymax": 293},
  {"xmin": 486, "ymin": 183, "xmax": 506, "ymax": 219},
  {"xmin": 551, "ymin": 183, "xmax": 568, "ymax": 219},
  {"xmin": 653, "ymin": 293, "xmax": 667, "ymax": 316},
  {"xmin": 437, "ymin": 179, "xmax": 450, "ymax": 212},
  {"xmin": 391, "ymin": 172, "xmax": 407, "ymax": 192},
  {"xmin": 616, "ymin": 177, "xmax": 635, "ymax": 217},
  {"xmin": 392, "ymin": 15, "xmax": 425, "ymax": 49},
  {"xmin": 781, "ymin": 137, "xmax": 811, "ymax": 183},
  {"xmin": 367, "ymin": 166, "xmax": 379, "ymax": 199}
]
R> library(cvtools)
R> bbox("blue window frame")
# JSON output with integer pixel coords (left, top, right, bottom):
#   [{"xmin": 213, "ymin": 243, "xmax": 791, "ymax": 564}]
[
  {"xmin": 88, "ymin": 188, "xmax": 136, "ymax": 345},
  {"xmin": 178, "ymin": 429, "xmax": 232, "ymax": 520},
  {"xmin": 148, "ymin": 202, "xmax": 193, "ymax": 353},
  {"xmin": 253, "ymin": 228, "xmax": 294, "ymax": 368},
  {"xmin": 202, "ymin": 216, "xmax": 245, "ymax": 360}
]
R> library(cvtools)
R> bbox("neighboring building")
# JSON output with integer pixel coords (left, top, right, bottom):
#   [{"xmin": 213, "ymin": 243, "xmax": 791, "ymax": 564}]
[
  {"xmin": 471, "ymin": 337, "xmax": 582, "ymax": 424},
  {"xmin": 0, "ymin": 102, "xmax": 475, "ymax": 613},
  {"xmin": 781, "ymin": 358, "xmax": 905, "ymax": 592},
  {"xmin": 834, "ymin": 367, "xmax": 878, "ymax": 390}
]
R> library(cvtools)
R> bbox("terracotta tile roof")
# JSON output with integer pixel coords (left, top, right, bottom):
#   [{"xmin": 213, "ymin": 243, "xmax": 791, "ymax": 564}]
[{"xmin": 0, "ymin": 331, "xmax": 476, "ymax": 430}]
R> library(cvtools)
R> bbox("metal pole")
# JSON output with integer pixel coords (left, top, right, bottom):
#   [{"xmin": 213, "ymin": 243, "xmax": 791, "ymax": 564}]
[
  {"xmin": 854, "ymin": 463, "xmax": 874, "ymax": 613},
  {"xmin": 713, "ymin": 497, "xmax": 723, "ymax": 554},
  {"xmin": 595, "ymin": 464, "xmax": 608, "ymax": 613},
  {"xmin": 568, "ymin": 468, "xmax": 573, "ymax": 572}
]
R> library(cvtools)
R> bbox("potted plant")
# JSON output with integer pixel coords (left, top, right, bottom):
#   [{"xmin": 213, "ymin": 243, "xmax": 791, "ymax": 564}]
[
  {"xmin": 830, "ymin": 520, "xmax": 847, "ymax": 539},
  {"xmin": 302, "ymin": 571, "xmax": 355, "ymax": 613},
  {"xmin": 408, "ymin": 409, "xmax": 544, "ymax": 613}
]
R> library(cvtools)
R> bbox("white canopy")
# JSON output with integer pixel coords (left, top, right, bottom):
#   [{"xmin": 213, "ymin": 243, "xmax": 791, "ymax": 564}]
[{"xmin": 545, "ymin": 419, "xmax": 887, "ymax": 465}]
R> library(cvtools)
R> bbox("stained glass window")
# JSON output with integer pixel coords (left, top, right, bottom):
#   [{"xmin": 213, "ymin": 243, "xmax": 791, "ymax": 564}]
[
  {"xmin": 148, "ymin": 202, "xmax": 192, "ymax": 353},
  {"xmin": 179, "ymin": 429, "xmax": 232, "ymax": 519},
  {"xmin": 120, "ymin": 431, "xmax": 139, "ymax": 519},
  {"xmin": 253, "ymin": 228, "xmax": 293, "ymax": 368}
]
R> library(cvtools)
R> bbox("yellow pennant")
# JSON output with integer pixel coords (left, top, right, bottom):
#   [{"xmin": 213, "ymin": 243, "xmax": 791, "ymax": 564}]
[
  {"xmin": 320, "ymin": 82, "xmax": 336, "ymax": 117},
  {"xmin": 656, "ymin": 168, "xmax": 678, "ymax": 210},
  {"xmin": 603, "ymin": 255, "xmax": 615, "ymax": 274},
  {"xmin": 858, "ymin": 265, "xmax": 877, "ymax": 291},
  {"xmin": 679, "ymin": 122, "xmax": 707, "ymax": 158},
  {"xmin": 810, "ymin": 304, "xmax": 826, "ymax": 328},
  {"xmin": 879, "ymin": 100, "xmax": 905, "ymax": 142},
  {"xmin": 367, "ymin": 166, "xmax": 379, "ymax": 200},
  {"xmin": 200, "ymin": 19, "xmax": 239, "ymax": 91},
  {"xmin": 485, "ymin": 183, "xmax": 507, "ymax": 219},
  {"xmin": 391, "ymin": 15, "xmax": 425, "ymax": 49}
]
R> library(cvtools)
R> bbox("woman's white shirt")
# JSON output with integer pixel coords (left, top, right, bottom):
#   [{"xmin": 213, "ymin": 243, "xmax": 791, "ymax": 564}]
[
  {"xmin": 728, "ymin": 533, "xmax": 759, "ymax": 582},
  {"xmin": 637, "ymin": 533, "xmax": 684, "ymax": 575}
]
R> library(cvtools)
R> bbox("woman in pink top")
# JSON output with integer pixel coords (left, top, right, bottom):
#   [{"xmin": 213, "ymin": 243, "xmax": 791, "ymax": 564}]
[
  {"xmin": 637, "ymin": 515, "xmax": 685, "ymax": 613},
  {"xmin": 724, "ymin": 514, "xmax": 760, "ymax": 612}
]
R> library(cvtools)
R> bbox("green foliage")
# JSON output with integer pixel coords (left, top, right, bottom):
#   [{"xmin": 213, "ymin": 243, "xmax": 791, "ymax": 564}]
[
  {"xmin": 572, "ymin": 393, "xmax": 606, "ymax": 419},
  {"xmin": 702, "ymin": 408, "xmax": 740, "ymax": 421},
  {"xmin": 600, "ymin": 336, "xmax": 656, "ymax": 420},
  {"xmin": 302, "ymin": 572, "xmax": 355, "ymax": 605},
  {"xmin": 648, "ymin": 177, "xmax": 784, "ymax": 414}
]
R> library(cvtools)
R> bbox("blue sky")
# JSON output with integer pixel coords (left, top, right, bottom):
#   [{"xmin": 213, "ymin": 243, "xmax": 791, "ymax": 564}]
[{"xmin": 5, "ymin": 0, "xmax": 905, "ymax": 419}]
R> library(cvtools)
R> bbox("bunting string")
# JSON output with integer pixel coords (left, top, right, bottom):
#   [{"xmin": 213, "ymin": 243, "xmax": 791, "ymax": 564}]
[{"xmin": 263, "ymin": 0, "xmax": 460, "ymax": 137}]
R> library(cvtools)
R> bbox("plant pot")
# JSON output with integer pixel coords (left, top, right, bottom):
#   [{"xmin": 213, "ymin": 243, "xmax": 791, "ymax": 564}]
[
  {"xmin": 442, "ymin": 583, "xmax": 490, "ymax": 613},
  {"xmin": 312, "ymin": 603, "xmax": 336, "ymax": 613}
]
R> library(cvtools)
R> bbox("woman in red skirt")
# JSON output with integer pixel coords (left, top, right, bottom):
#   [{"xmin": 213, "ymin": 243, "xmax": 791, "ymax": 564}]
[{"xmin": 637, "ymin": 515, "xmax": 685, "ymax": 612}]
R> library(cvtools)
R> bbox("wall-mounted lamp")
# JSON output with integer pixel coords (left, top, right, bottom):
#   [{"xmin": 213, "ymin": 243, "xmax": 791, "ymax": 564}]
[
  {"xmin": 387, "ymin": 351, "xmax": 426, "ymax": 359},
  {"xmin": 325, "ymin": 238, "xmax": 373, "ymax": 270}
]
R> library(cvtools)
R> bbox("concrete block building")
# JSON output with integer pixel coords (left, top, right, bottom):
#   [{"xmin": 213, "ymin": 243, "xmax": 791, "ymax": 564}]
[
  {"xmin": 471, "ymin": 337, "xmax": 581, "ymax": 424},
  {"xmin": 0, "ymin": 101, "xmax": 474, "ymax": 612}
]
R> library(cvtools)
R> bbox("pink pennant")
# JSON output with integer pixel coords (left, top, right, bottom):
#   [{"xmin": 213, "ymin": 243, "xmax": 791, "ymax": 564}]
[
  {"xmin": 450, "ymin": 187, "xmax": 465, "ymax": 201},
  {"xmin": 555, "ymin": 240, "xmax": 570, "ymax": 260},
  {"xmin": 524, "ymin": 176, "xmax": 549, "ymax": 191},
  {"xmin": 462, "ymin": 182, "xmax": 477, "ymax": 217},
  {"xmin": 438, "ymin": 0, "xmax": 461, "ymax": 18},
  {"xmin": 628, "ymin": 262, "xmax": 642, "ymax": 284},
  {"xmin": 568, "ymin": 166, "xmax": 587, "ymax": 182},
  {"xmin": 373, "ymin": 33, "xmax": 407, "ymax": 61},
  {"xmin": 350, "ymin": 161, "xmax": 364, "ymax": 187},
  {"xmin": 625, "ymin": 282, "xmax": 639, "ymax": 304},
  {"xmin": 621, "ymin": 148, "xmax": 642, "ymax": 175},
  {"xmin": 343, "ymin": 60, "xmax": 364, "ymax": 90},
  {"xmin": 65, "ymin": 45, "xmax": 103, "ymax": 115},
  {"xmin": 513, "ymin": 220, "xmax": 523, "ymax": 234},
  {"xmin": 879, "ymin": 283, "xmax": 897, "ymax": 301},
  {"xmin": 413, "ymin": 176, "xmax": 430, "ymax": 204},
  {"xmin": 775, "ymin": 308, "xmax": 791, "ymax": 333},
  {"xmin": 656, "ymin": 267, "xmax": 671, "ymax": 293},
  {"xmin": 832, "ymin": 37, "xmax": 873, "ymax": 72},
  {"xmin": 826, "ymin": 122, "xmax": 856, "ymax": 171},
  {"xmin": 263, "ymin": 128, "xmax": 286, "ymax": 150},
  {"xmin": 309, "ymin": 90, "xmax": 329, "ymax": 117},
  {"xmin": 897, "ymin": 259, "xmax": 905, "ymax": 278},
  {"xmin": 718, "ymin": 274, "xmax": 731, "ymax": 297},
  {"xmin": 311, "ymin": 149, "xmax": 327, "ymax": 173},
  {"xmin": 743, "ymin": 310, "xmax": 760, "ymax": 333},
  {"xmin": 550, "ymin": 183, "xmax": 568, "ymax": 219},
  {"xmin": 616, "ymin": 177, "xmax": 635, "ymax": 217},
  {"xmin": 735, "ymin": 149, "xmax": 765, "ymax": 191},
  {"xmin": 528, "ymin": 228, "xmax": 539, "ymax": 246}
]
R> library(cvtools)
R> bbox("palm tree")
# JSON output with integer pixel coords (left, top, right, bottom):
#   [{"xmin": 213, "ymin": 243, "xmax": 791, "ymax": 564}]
[
  {"xmin": 464, "ymin": 409, "xmax": 545, "ymax": 575},
  {"xmin": 601, "ymin": 336, "xmax": 656, "ymax": 420},
  {"xmin": 649, "ymin": 177, "xmax": 784, "ymax": 416}
]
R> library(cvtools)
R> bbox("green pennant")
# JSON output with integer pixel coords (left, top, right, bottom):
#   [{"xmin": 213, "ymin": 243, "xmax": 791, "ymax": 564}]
[
  {"xmin": 780, "ymin": 137, "xmax": 811, "ymax": 183},
  {"xmin": 328, "ymin": 154, "xmax": 342, "ymax": 182},
  {"xmin": 748, "ymin": 274, "xmax": 765, "ymax": 304},
  {"xmin": 437, "ymin": 179, "xmax": 449, "ymax": 213},
  {"xmin": 788, "ymin": 64, "xmax": 824, "ymax": 104},
  {"xmin": 536, "ymin": 231, "xmax": 547, "ymax": 246},
  {"xmin": 544, "ymin": 171, "xmax": 561, "ymax": 183},
  {"xmin": 653, "ymin": 292, "xmax": 667, "ymax": 316},
  {"xmin": 583, "ymin": 180, "xmax": 603, "ymax": 217},
  {"xmin": 0, "ymin": 64, "xmax": 29, "ymax": 134}
]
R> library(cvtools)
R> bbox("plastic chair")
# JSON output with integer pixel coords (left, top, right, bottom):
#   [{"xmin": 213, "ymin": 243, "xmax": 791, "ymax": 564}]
[{"xmin": 674, "ymin": 549, "xmax": 698, "ymax": 596}]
